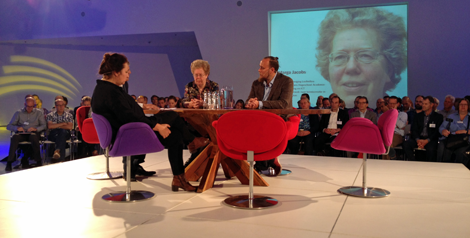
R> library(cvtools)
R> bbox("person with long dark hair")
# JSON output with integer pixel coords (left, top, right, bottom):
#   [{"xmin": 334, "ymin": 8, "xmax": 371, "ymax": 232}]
[{"xmin": 91, "ymin": 53, "xmax": 208, "ymax": 192}]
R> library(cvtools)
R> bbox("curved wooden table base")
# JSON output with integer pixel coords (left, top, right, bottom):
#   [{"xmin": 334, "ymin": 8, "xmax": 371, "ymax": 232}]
[{"xmin": 145, "ymin": 108, "xmax": 329, "ymax": 193}]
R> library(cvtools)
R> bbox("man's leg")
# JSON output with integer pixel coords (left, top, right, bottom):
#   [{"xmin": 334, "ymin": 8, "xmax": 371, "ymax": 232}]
[
  {"xmin": 287, "ymin": 136, "xmax": 301, "ymax": 155},
  {"xmin": 424, "ymin": 140, "xmax": 438, "ymax": 162},
  {"xmin": 387, "ymin": 134, "xmax": 404, "ymax": 160},
  {"xmin": 28, "ymin": 132, "xmax": 42, "ymax": 165},
  {"xmin": 55, "ymin": 129, "xmax": 70, "ymax": 161},
  {"xmin": 455, "ymin": 145, "xmax": 470, "ymax": 169},
  {"xmin": 8, "ymin": 134, "xmax": 25, "ymax": 162},
  {"xmin": 436, "ymin": 140, "xmax": 446, "ymax": 162},
  {"xmin": 303, "ymin": 133, "xmax": 315, "ymax": 155},
  {"xmin": 403, "ymin": 138, "xmax": 418, "ymax": 161},
  {"xmin": 314, "ymin": 133, "xmax": 331, "ymax": 155}
]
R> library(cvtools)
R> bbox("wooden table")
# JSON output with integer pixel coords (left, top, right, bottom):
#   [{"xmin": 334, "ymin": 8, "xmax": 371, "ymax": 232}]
[{"xmin": 145, "ymin": 108, "xmax": 330, "ymax": 193}]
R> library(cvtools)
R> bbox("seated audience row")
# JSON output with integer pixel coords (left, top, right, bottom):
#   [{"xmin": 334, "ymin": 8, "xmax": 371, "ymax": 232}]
[{"xmin": 286, "ymin": 93, "xmax": 470, "ymax": 169}]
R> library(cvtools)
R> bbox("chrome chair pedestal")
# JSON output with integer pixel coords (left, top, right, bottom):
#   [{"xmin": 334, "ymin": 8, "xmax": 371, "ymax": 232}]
[
  {"xmin": 223, "ymin": 152, "xmax": 279, "ymax": 209},
  {"xmin": 337, "ymin": 153, "xmax": 390, "ymax": 198},
  {"xmin": 102, "ymin": 156, "xmax": 154, "ymax": 202}
]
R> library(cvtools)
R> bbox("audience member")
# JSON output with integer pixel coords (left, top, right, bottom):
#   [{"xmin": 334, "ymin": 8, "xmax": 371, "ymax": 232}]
[
  {"xmin": 383, "ymin": 96, "xmax": 407, "ymax": 160},
  {"xmin": 314, "ymin": 96, "xmax": 349, "ymax": 156},
  {"xmin": 350, "ymin": 96, "xmax": 377, "ymax": 124},
  {"xmin": 47, "ymin": 99, "xmax": 74, "ymax": 162},
  {"xmin": 157, "ymin": 97, "xmax": 166, "ymax": 108},
  {"xmin": 287, "ymin": 98, "xmax": 319, "ymax": 155},
  {"xmin": 374, "ymin": 98, "xmax": 385, "ymax": 117},
  {"xmin": 168, "ymin": 95, "xmax": 177, "ymax": 108},
  {"xmin": 439, "ymin": 98, "xmax": 470, "ymax": 167},
  {"xmin": 407, "ymin": 95, "xmax": 424, "ymax": 129},
  {"xmin": 130, "ymin": 95, "xmax": 136, "ymax": 100},
  {"xmin": 5, "ymin": 95, "xmax": 46, "ymax": 171},
  {"xmin": 322, "ymin": 97, "xmax": 330, "ymax": 109},
  {"xmin": 383, "ymin": 96, "xmax": 390, "ymax": 105},
  {"xmin": 403, "ymin": 96, "xmax": 443, "ymax": 161},
  {"xmin": 151, "ymin": 95, "xmax": 159, "ymax": 105},
  {"xmin": 176, "ymin": 99, "xmax": 184, "ymax": 108},
  {"xmin": 402, "ymin": 96, "xmax": 413, "ymax": 113},
  {"xmin": 32, "ymin": 94, "xmax": 48, "ymax": 118},
  {"xmin": 313, "ymin": 96, "xmax": 324, "ymax": 109},
  {"xmin": 439, "ymin": 95, "xmax": 456, "ymax": 119},
  {"xmin": 137, "ymin": 95, "xmax": 146, "ymax": 104},
  {"xmin": 433, "ymin": 97, "xmax": 439, "ymax": 112},
  {"xmin": 234, "ymin": 99, "xmax": 245, "ymax": 109},
  {"xmin": 347, "ymin": 96, "xmax": 361, "ymax": 116}
]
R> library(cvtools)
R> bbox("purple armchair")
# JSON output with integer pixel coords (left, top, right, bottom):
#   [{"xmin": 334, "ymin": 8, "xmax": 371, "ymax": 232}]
[
  {"xmin": 92, "ymin": 113, "xmax": 164, "ymax": 202},
  {"xmin": 331, "ymin": 109, "xmax": 398, "ymax": 198}
]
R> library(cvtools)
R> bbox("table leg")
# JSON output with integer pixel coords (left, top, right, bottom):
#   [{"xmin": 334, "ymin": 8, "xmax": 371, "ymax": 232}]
[
  {"xmin": 197, "ymin": 145, "xmax": 222, "ymax": 193},
  {"xmin": 222, "ymin": 157, "xmax": 269, "ymax": 187},
  {"xmin": 185, "ymin": 144, "xmax": 214, "ymax": 181},
  {"xmin": 220, "ymin": 159, "xmax": 235, "ymax": 179}
]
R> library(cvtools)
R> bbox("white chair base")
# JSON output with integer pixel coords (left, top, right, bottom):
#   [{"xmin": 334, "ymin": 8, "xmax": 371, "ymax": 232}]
[
  {"xmin": 338, "ymin": 186, "xmax": 390, "ymax": 198},
  {"xmin": 222, "ymin": 151, "xmax": 280, "ymax": 209},
  {"xmin": 87, "ymin": 171, "xmax": 123, "ymax": 180},
  {"xmin": 102, "ymin": 191, "xmax": 155, "ymax": 202},
  {"xmin": 338, "ymin": 153, "xmax": 390, "ymax": 198},
  {"xmin": 101, "ymin": 156, "xmax": 154, "ymax": 202},
  {"xmin": 223, "ymin": 195, "xmax": 279, "ymax": 209}
]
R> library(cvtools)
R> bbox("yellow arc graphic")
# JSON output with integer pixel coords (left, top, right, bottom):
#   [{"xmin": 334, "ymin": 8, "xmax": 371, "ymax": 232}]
[
  {"xmin": 10, "ymin": 55, "xmax": 82, "ymax": 89},
  {"xmin": 3, "ymin": 65, "xmax": 79, "ymax": 93},
  {"xmin": 0, "ymin": 75, "xmax": 76, "ymax": 97},
  {"xmin": 0, "ymin": 85, "xmax": 73, "ymax": 99}
]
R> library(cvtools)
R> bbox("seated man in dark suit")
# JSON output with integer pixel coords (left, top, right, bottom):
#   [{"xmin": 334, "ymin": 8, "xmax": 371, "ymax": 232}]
[
  {"xmin": 314, "ymin": 96, "xmax": 349, "ymax": 156},
  {"xmin": 288, "ymin": 98, "xmax": 319, "ymax": 155},
  {"xmin": 350, "ymin": 96, "xmax": 377, "ymax": 124},
  {"xmin": 403, "ymin": 96, "xmax": 443, "ymax": 161},
  {"xmin": 245, "ymin": 56, "xmax": 293, "ymax": 175}
]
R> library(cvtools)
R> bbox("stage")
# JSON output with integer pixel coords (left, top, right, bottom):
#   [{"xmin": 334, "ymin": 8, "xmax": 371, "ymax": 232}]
[{"xmin": 0, "ymin": 151, "xmax": 469, "ymax": 238}]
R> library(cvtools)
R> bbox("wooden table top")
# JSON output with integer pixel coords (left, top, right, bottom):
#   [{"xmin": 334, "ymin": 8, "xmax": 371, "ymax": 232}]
[{"xmin": 144, "ymin": 108, "xmax": 331, "ymax": 115}]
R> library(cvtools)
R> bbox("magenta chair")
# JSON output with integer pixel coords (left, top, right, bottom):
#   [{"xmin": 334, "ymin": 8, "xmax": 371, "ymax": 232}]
[
  {"xmin": 93, "ymin": 113, "xmax": 164, "ymax": 202},
  {"xmin": 212, "ymin": 110, "xmax": 289, "ymax": 209},
  {"xmin": 331, "ymin": 109, "xmax": 398, "ymax": 198}
]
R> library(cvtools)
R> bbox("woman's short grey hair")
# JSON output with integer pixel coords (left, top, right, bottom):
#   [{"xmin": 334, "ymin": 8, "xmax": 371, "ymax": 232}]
[{"xmin": 316, "ymin": 7, "xmax": 407, "ymax": 93}]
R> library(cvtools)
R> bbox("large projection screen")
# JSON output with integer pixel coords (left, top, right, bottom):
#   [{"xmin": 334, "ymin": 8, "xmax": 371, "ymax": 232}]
[{"xmin": 270, "ymin": 4, "xmax": 408, "ymax": 108}]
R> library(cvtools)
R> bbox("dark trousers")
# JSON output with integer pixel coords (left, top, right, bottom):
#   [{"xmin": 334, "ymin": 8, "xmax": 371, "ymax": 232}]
[
  {"xmin": 314, "ymin": 132, "xmax": 344, "ymax": 156},
  {"xmin": 48, "ymin": 129, "xmax": 71, "ymax": 161},
  {"xmin": 8, "ymin": 132, "xmax": 41, "ymax": 163},
  {"xmin": 403, "ymin": 138, "xmax": 438, "ymax": 161},
  {"xmin": 124, "ymin": 111, "xmax": 195, "ymax": 176},
  {"xmin": 288, "ymin": 133, "xmax": 315, "ymax": 155}
]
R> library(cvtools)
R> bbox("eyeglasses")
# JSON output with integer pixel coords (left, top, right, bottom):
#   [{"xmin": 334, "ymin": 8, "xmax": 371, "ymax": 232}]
[{"xmin": 329, "ymin": 50, "xmax": 382, "ymax": 66}]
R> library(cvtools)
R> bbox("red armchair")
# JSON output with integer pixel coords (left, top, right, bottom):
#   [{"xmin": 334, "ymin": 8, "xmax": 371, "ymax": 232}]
[{"xmin": 212, "ymin": 110, "xmax": 289, "ymax": 209}]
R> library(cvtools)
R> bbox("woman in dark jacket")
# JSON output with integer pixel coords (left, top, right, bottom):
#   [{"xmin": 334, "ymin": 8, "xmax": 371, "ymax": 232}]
[{"xmin": 91, "ymin": 53, "xmax": 207, "ymax": 192}]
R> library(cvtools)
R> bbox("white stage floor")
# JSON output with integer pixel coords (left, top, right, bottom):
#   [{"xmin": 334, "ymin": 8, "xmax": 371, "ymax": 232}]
[{"xmin": 1, "ymin": 151, "xmax": 469, "ymax": 238}]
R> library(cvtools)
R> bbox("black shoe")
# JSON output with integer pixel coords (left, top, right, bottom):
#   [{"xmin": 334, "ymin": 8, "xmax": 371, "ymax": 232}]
[
  {"xmin": 5, "ymin": 162, "xmax": 12, "ymax": 172},
  {"xmin": 135, "ymin": 165, "xmax": 156, "ymax": 176}
]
